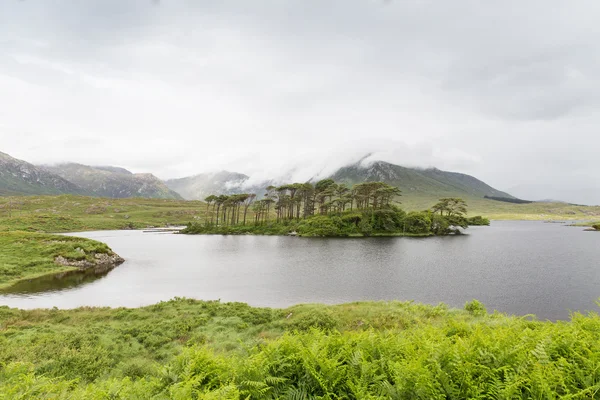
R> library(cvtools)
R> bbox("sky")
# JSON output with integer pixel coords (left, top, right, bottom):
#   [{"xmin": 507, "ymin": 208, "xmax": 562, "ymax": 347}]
[{"xmin": 1, "ymin": 1, "xmax": 600, "ymax": 204}]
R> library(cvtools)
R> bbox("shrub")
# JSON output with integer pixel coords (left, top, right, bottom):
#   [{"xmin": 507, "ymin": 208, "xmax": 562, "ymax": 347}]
[
  {"xmin": 467, "ymin": 216, "xmax": 491, "ymax": 226},
  {"xmin": 288, "ymin": 309, "xmax": 340, "ymax": 331},
  {"xmin": 592, "ymin": 224, "xmax": 600, "ymax": 231},
  {"xmin": 402, "ymin": 212, "xmax": 432, "ymax": 234},
  {"xmin": 367, "ymin": 208, "xmax": 405, "ymax": 232},
  {"xmin": 297, "ymin": 216, "xmax": 341, "ymax": 237},
  {"xmin": 358, "ymin": 220, "xmax": 373, "ymax": 236},
  {"xmin": 464, "ymin": 299, "xmax": 487, "ymax": 316}
]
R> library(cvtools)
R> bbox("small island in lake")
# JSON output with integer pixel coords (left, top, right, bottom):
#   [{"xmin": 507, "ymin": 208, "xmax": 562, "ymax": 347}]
[{"xmin": 182, "ymin": 180, "xmax": 490, "ymax": 237}]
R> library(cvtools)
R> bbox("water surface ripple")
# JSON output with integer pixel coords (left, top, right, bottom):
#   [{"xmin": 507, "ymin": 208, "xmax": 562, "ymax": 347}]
[{"xmin": 1, "ymin": 221, "xmax": 598, "ymax": 320}]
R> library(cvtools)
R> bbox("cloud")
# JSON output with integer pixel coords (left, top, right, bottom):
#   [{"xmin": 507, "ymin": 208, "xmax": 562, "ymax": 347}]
[{"xmin": 0, "ymin": 1, "xmax": 599, "ymax": 204}]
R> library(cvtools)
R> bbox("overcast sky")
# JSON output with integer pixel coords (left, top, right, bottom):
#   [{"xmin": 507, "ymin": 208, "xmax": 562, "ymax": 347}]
[{"xmin": 1, "ymin": 1, "xmax": 600, "ymax": 204}]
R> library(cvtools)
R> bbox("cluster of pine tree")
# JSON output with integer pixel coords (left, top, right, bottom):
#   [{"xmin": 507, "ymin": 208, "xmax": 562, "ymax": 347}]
[{"xmin": 184, "ymin": 180, "xmax": 489, "ymax": 237}]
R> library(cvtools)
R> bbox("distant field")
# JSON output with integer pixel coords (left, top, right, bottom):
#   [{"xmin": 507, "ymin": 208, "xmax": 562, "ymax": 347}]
[
  {"xmin": 1, "ymin": 195, "xmax": 599, "ymax": 234},
  {"xmin": 400, "ymin": 195, "xmax": 600, "ymax": 221},
  {"xmin": 0, "ymin": 195, "xmax": 205, "ymax": 232}
]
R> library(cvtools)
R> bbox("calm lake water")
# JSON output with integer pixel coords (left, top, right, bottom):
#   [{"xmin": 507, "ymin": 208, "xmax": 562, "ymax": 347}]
[{"xmin": 1, "ymin": 221, "xmax": 599, "ymax": 320}]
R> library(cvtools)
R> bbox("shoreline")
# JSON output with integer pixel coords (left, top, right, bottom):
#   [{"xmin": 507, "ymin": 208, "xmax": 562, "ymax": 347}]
[
  {"xmin": 0, "ymin": 252, "xmax": 124, "ymax": 291},
  {"xmin": 0, "ymin": 231, "xmax": 125, "ymax": 291}
]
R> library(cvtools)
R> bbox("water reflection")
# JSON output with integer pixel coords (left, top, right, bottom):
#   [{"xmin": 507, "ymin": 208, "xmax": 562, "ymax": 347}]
[
  {"xmin": 0, "ymin": 222, "xmax": 598, "ymax": 320},
  {"xmin": 0, "ymin": 264, "xmax": 113, "ymax": 295}
]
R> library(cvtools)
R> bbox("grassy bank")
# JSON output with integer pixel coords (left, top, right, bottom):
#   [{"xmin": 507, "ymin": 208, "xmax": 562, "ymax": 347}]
[
  {"xmin": 0, "ymin": 231, "xmax": 118, "ymax": 289},
  {"xmin": 1, "ymin": 298, "xmax": 600, "ymax": 398}
]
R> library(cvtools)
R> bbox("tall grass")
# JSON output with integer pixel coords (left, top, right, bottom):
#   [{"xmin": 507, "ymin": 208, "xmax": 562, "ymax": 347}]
[{"xmin": 1, "ymin": 299, "xmax": 600, "ymax": 398}]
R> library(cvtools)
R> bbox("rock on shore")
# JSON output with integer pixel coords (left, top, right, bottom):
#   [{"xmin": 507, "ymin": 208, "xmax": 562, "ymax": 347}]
[{"xmin": 54, "ymin": 252, "xmax": 125, "ymax": 270}]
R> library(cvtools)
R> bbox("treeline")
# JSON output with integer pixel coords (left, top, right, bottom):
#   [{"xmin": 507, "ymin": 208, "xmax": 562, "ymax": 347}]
[
  {"xmin": 184, "ymin": 180, "xmax": 489, "ymax": 237},
  {"xmin": 202, "ymin": 180, "xmax": 400, "ymax": 226},
  {"xmin": 484, "ymin": 195, "xmax": 533, "ymax": 204}
]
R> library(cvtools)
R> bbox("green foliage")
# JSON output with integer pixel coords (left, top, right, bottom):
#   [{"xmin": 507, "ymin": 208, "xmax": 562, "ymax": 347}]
[
  {"xmin": 592, "ymin": 223, "xmax": 600, "ymax": 231},
  {"xmin": 190, "ymin": 183, "xmax": 479, "ymax": 237},
  {"xmin": 288, "ymin": 309, "xmax": 340, "ymax": 331},
  {"xmin": 181, "ymin": 223, "xmax": 291, "ymax": 236},
  {"xmin": 464, "ymin": 299, "xmax": 487, "ymax": 316},
  {"xmin": 402, "ymin": 212, "xmax": 432, "ymax": 234},
  {"xmin": 2, "ymin": 299, "xmax": 600, "ymax": 398},
  {"xmin": 0, "ymin": 231, "xmax": 115, "ymax": 288},
  {"xmin": 467, "ymin": 215, "xmax": 491, "ymax": 226},
  {"xmin": 358, "ymin": 219, "xmax": 373, "ymax": 236},
  {"xmin": 297, "ymin": 215, "xmax": 341, "ymax": 237},
  {"xmin": 484, "ymin": 195, "xmax": 533, "ymax": 204}
]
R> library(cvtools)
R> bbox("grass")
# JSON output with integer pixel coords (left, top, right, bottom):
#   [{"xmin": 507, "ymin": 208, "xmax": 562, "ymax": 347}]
[
  {"xmin": 405, "ymin": 195, "xmax": 600, "ymax": 221},
  {"xmin": 0, "ymin": 231, "xmax": 115, "ymax": 289},
  {"xmin": 1, "ymin": 195, "xmax": 599, "ymax": 237},
  {"xmin": 0, "ymin": 195, "xmax": 204, "ymax": 232},
  {"xmin": 1, "ymin": 298, "xmax": 600, "ymax": 398},
  {"xmin": 2, "ymin": 195, "xmax": 600, "ymax": 397},
  {"xmin": 2, "ymin": 195, "xmax": 599, "ymax": 237}
]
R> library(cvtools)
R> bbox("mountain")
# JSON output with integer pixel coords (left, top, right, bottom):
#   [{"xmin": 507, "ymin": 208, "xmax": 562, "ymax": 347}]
[
  {"xmin": 43, "ymin": 163, "xmax": 183, "ymax": 200},
  {"xmin": 167, "ymin": 160, "xmax": 514, "ymax": 209},
  {"xmin": 331, "ymin": 161, "xmax": 513, "ymax": 198},
  {"xmin": 0, "ymin": 151, "xmax": 86, "ymax": 196},
  {"xmin": 165, "ymin": 171, "xmax": 252, "ymax": 200}
]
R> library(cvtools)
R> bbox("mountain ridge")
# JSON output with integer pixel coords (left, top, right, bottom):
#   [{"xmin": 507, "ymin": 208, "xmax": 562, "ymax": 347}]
[
  {"xmin": 1, "ymin": 150, "xmax": 517, "ymax": 205},
  {"xmin": 43, "ymin": 163, "xmax": 183, "ymax": 200},
  {"xmin": 165, "ymin": 159, "xmax": 515, "ymax": 205},
  {"xmin": 0, "ymin": 151, "xmax": 87, "ymax": 196}
]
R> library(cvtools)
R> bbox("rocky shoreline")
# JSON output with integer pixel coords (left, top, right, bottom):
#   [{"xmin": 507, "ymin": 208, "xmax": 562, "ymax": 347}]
[{"xmin": 55, "ymin": 252, "xmax": 125, "ymax": 271}]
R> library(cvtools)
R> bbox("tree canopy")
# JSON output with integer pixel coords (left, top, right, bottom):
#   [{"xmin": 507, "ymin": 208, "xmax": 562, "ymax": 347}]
[{"xmin": 186, "ymin": 181, "xmax": 487, "ymax": 237}]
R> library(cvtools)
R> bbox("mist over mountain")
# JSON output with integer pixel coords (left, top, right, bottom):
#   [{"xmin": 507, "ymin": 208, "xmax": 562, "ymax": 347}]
[
  {"xmin": 43, "ymin": 163, "xmax": 182, "ymax": 200},
  {"xmin": 0, "ymin": 151, "xmax": 86, "ymax": 196},
  {"xmin": 165, "ymin": 158, "xmax": 516, "ymax": 209},
  {"xmin": 165, "ymin": 171, "xmax": 251, "ymax": 201},
  {"xmin": 4, "ymin": 149, "xmax": 599, "ymax": 207},
  {"xmin": 330, "ymin": 161, "xmax": 514, "ymax": 199}
]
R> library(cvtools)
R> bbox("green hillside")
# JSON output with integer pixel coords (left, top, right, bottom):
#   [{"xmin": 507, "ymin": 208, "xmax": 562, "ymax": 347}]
[{"xmin": 330, "ymin": 161, "xmax": 514, "ymax": 210}]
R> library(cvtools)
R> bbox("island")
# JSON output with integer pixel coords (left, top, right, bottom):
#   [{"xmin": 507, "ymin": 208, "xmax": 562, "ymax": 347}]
[{"xmin": 182, "ymin": 180, "xmax": 490, "ymax": 237}]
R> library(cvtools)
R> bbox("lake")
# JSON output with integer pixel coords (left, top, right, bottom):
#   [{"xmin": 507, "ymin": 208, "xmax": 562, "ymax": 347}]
[{"xmin": 1, "ymin": 221, "xmax": 599, "ymax": 320}]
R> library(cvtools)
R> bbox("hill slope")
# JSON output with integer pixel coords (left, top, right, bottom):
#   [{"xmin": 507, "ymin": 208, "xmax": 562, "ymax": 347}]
[
  {"xmin": 330, "ymin": 160, "xmax": 514, "ymax": 208},
  {"xmin": 168, "ymin": 160, "xmax": 514, "ymax": 208},
  {"xmin": 0, "ymin": 152, "xmax": 85, "ymax": 196},
  {"xmin": 43, "ymin": 163, "xmax": 182, "ymax": 200},
  {"xmin": 165, "ymin": 171, "xmax": 251, "ymax": 200}
]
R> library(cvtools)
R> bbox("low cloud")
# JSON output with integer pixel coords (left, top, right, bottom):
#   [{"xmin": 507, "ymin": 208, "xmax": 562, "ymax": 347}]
[{"xmin": 1, "ymin": 1, "xmax": 600, "ymax": 204}]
